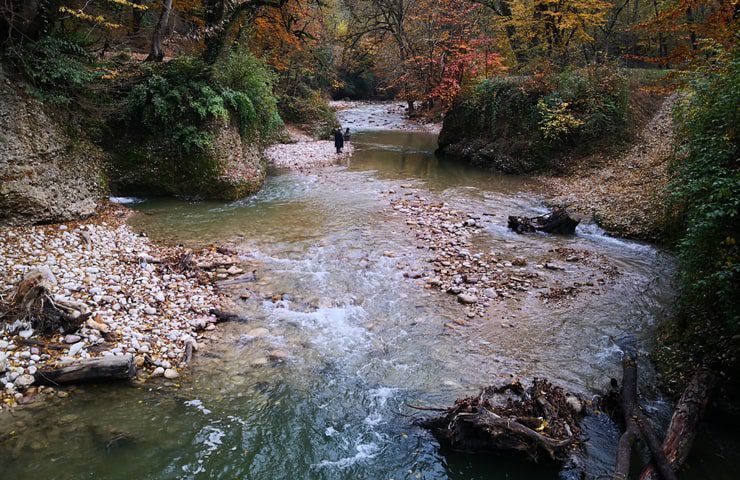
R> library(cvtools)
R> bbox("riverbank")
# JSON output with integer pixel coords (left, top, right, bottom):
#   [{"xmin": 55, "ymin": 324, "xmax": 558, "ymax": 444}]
[
  {"xmin": 265, "ymin": 125, "xmax": 354, "ymax": 172},
  {"xmin": 0, "ymin": 205, "xmax": 244, "ymax": 409},
  {"xmin": 544, "ymin": 94, "xmax": 677, "ymax": 242}
]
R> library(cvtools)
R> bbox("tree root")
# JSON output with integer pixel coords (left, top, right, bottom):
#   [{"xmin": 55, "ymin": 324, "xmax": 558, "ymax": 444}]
[
  {"xmin": 0, "ymin": 267, "xmax": 89, "ymax": 335},
  {"xmin": 418, "ymin": 378, "xmax": 584, "ymax": 463}
]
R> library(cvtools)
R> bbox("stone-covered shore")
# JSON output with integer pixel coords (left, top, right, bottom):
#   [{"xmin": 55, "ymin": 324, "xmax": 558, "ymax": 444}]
[{"xmin": 0, "ymin": 205, "xmax": 241, "ymax": 409}]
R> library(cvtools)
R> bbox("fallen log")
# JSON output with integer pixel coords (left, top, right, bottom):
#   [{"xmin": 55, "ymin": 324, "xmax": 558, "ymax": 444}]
[
  {"xmin": 508, "ymin": 208, "xmax": 580, "ymax": 235},
  {"xmin": 613, "ymin": 352, "xmax": 677, "ymax": 480},
  {"xmin": 418, "ymin": 378, "xmax": 583, "ymax": 463},
  {"xmin": 0, "ymin": 267, "xmax": 89, "ymax": 334},
  {"xmin": 638, "ymin": 369, "xmax": 717, "ymax": 480},
  {"xmin": 33, "ymin": 354, "xmax": 136, "ymax": 386}
]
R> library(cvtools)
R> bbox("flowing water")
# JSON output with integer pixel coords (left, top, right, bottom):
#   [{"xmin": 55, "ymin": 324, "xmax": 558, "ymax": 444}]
[{"xmin": 3, "ymin": 107, "xmax": 722, "ymax": 479}]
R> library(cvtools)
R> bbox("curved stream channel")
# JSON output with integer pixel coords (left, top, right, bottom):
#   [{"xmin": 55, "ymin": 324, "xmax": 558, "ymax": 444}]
[{"xmin": 4, "ymin": 107, "xmax": 728, "ymax": 479}]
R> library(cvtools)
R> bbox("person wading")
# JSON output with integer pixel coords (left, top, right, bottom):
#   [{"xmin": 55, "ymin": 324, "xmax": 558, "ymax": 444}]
[
  {"xmin": 343, "ymin": 127, "xmax": 351, "ymax": 143},
  {"xmin": 334, "ymin": 128, "xmax": 344, "ymax": 154}
]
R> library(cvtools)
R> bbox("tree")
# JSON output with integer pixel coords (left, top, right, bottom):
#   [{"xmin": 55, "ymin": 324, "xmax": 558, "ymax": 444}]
[{"xmin": 146, "ymin": 0, "xmax": 173, "ymax": 61}]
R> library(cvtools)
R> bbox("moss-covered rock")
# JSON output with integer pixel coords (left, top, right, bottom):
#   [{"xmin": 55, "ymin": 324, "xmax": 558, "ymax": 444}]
[{"xmin": 108, "ymin": 117, "xmax": 266, "ymax": 200}]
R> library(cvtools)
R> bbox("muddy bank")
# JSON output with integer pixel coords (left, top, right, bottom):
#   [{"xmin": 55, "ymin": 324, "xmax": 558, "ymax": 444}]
[{"xmin": 0, "ymin": 205, "xmax": 248, "ymax": 408}]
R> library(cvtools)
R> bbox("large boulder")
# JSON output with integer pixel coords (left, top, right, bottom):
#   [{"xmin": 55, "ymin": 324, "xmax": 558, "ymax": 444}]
[
  {"xmin": 108, "ymin": 117, "xmax": 266, "ymax": 200},
  {"xmin": 0, "ymin": 75, "xmax": 105, "ymax": 226}
]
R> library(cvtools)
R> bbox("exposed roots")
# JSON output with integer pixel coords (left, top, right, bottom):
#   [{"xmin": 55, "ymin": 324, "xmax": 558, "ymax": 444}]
[
  {"xmin": 0, "ymin": 267, "xmax": 89, "ymax": 335},
  {"xmin": 417, "ymin": 378, "xmax": 585, "ymax": 463}
]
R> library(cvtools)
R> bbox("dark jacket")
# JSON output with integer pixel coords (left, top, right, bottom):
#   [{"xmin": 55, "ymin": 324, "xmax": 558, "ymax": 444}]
[{"xmin": 334, "ymin": 130, "xmax": 344, "ymax": 148}]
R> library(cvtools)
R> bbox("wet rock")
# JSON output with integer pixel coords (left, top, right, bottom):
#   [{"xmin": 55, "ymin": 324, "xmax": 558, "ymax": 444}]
[
  {"xmin": 151, "ymin": 367, "xmax": 165, "ymax": 377},
  {"xmin": 245, "ymin": 327, "xmax": 269, "ymax": 338},
  {"xmin": 545, "ymin": 262, "xmax": 565, "ymax": 271},
  {"xmin": 512, "ymin": 257, "xmax": 527, "ymax": 266},
  {"xmin": 268, "ymin": 350, "xmax": 290, "ymax": 361},
  {"xmin": 163, "ymin": 369, "xmax": 179, "ymax": 379},
  {"xmin": 250, "ymin": 357, "xmax": 269, "ymax": 367}
]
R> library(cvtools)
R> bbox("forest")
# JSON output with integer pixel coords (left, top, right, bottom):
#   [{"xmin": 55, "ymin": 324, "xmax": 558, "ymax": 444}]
[{"xmin": 0, "ymin": 0, "xmax": 738, "ymax": 479}]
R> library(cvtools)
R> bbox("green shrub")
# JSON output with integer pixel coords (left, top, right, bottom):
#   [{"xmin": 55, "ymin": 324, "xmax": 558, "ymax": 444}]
[
  {"xmin": 123, "ymin": 52, "xmax": 283, "ymax": 156},
  {"xmin": 671, "ymin": 45, "xmax": 740, "ymax": 331},
  {"xmin": 213, "ymin": 49, "xmax": 283, "ymax": 141},
  {"xmin": 5, "ymin": 36, "xmax": 98, "ymax": 105},
  {"xmin": 124, "ymin": 56, "xmax": 229, "ymax": 155},
  {"xmin": 278, "ymin": 89, "xmax": 338, "ymax": 139},
  {"xmin": 445, "ymin": 65, "xmax": 629, "ymax": 165}
]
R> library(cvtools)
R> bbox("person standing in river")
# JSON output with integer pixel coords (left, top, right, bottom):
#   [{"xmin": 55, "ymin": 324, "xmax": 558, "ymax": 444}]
[
  {"xmin": 334, "ymin": 128, "xmax": 344, "ymax": 154},
  {"xmin": 343, "ymin": 127, "xmax": 351, "ymax": 143}
]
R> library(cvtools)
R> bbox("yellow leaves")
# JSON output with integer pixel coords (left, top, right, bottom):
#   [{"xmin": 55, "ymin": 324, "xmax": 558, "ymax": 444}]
[
  {"xmin": 336, "ymin": 20, "xmax": 348, "ymax": 37},
  {"xmin": 107, "ymin": 0, "xmax": 149, "ymax": 10},
  {"xmin": 58, "ymin": 6, "xmax": 122, "ymax": 29},
  {"xmin": 535, "ymin": 419, "xmax": 549, "ymax": 432}
]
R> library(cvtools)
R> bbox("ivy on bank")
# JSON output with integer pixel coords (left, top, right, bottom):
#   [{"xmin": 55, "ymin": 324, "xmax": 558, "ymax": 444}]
[{"xmin": 672, "ymin": 45, "xmax": 740, "ymax": 332}]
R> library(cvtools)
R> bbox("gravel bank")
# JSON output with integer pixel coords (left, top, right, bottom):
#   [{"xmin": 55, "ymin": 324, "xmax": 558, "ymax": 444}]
[{"xmin": 0, "ymin": 206, "xmax": 240, "ymax": 408}]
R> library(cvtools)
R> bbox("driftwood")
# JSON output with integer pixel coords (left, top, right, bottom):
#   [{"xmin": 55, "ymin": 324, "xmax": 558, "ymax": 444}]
[
  {"xmin": 613, "ymin": 352, "xmax": 677, "ymax": 480},
  {"xmin": 638, "ymin": 369, "xmax": 717, "ymax": 480},
  {"xmin": 418, "ymin": 379, "xmax": 583, "ymax": 463},
  {"xmin": 34, "ymin": 354, "xmax": 136, "ymax": 386},
  {"xmin": 0, "ymin": 267, "xmax": 89, "ymax": 334},
  {"xmin": 508, "ymin": 208, "xmax": 580, "ymax": 235}
]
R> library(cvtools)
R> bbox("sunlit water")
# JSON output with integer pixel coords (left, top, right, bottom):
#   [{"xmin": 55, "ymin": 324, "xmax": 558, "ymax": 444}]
[{"xmin": 3, "ymin": 124, "xmax": 727, "ymax": 479}]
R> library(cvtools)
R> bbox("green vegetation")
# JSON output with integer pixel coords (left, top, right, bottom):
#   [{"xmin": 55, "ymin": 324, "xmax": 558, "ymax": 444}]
[
  {"xmin": 4, "ymin": 36, "xmax": 99, "ymax": 105},
  {"xmin": 124, "ymin": 51, "xmax": 283, "ymax": 157},
  {"xmin": 277, "ymin": 89, "xmax": 339, "ymax": 140},
  {"xmin": 440, "ymin": 65, "xmax": 629, "ymax": 170},
  {"xmin": 673, "ymin": 46, "xmax": 739, "ymax": 332}
]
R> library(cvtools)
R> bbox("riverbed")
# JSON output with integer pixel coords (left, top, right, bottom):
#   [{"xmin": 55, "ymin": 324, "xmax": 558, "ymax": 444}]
[{"xmin": 1, "ymin": 106, "xmax": 727, "ymax": 479}]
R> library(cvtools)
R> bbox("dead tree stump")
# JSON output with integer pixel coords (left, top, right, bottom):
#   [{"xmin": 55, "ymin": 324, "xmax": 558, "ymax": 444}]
[
  {"xmin": 0, "ymin": 267, "xmax": 89, "ymax": 334},
  {"xmin": 418, "ymin": 379, "xmax": 583, "ymax": 463}
]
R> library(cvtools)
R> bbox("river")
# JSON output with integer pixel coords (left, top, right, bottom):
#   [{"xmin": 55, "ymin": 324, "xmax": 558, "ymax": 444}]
[{"xmin": 1, "ymin": 105, "xmax": 729, "ymax": 479}]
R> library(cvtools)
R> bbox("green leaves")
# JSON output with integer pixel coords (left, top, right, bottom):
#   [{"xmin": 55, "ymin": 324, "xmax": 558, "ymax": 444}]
[
  {"xmin": 7, "ymin": 36, "xmax": 98, "ymax": 105},
  {"xmin": 123, "ymin": 52, "xmax": 283, "ymax": 157},
  {"xmin": 671, "ymin": 46, "xmax": 740, "ymax": 330}
]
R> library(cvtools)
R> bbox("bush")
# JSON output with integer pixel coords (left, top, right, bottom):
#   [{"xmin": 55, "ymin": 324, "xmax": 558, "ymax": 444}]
[
  {"xmin": 445, "ymin": 65, "xmax": 629, "ymax": 166},
  {"xmin": 124, "ymin": 52, "xmax": 283, "ymax": 156},
  {"xmin": 277, "ymin": 89, "xmax": 338, "ymax": 139},
  {"xmin": 671, "ymin": 46, "xmax": 740, "ymax": 331},
  {"xmin": 213, "ymin": 49, "xmax": 283, "ymax": 141},
  {"xmin": 124, "ymin": 56, "xmax": 229, "ymax": 155},
  {"xmin": 4, "ymin": 36, "xmax": 98, "ymax": 105}
]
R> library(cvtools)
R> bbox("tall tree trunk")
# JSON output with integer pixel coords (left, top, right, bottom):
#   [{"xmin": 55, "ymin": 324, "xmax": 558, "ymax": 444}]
[
  {"xmin": 686, "ymin": 5, "xmax": 698, "ymax": 51},
  {"xmin": 132, "ymin": 0, "xmax": 143, "ymax": 34},
  {"xmin": 631, "ymin": 0, "xmax": 640, "ymax": 56},
  {"xmin": 146, "ymin": 0, "xmax": 173, "ymax": 62}
]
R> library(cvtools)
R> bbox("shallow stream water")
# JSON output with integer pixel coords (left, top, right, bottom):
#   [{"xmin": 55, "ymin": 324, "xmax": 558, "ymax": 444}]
[{"xmin": 2, "ymin": 108, "xmax": 729, "ymax": 479}]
